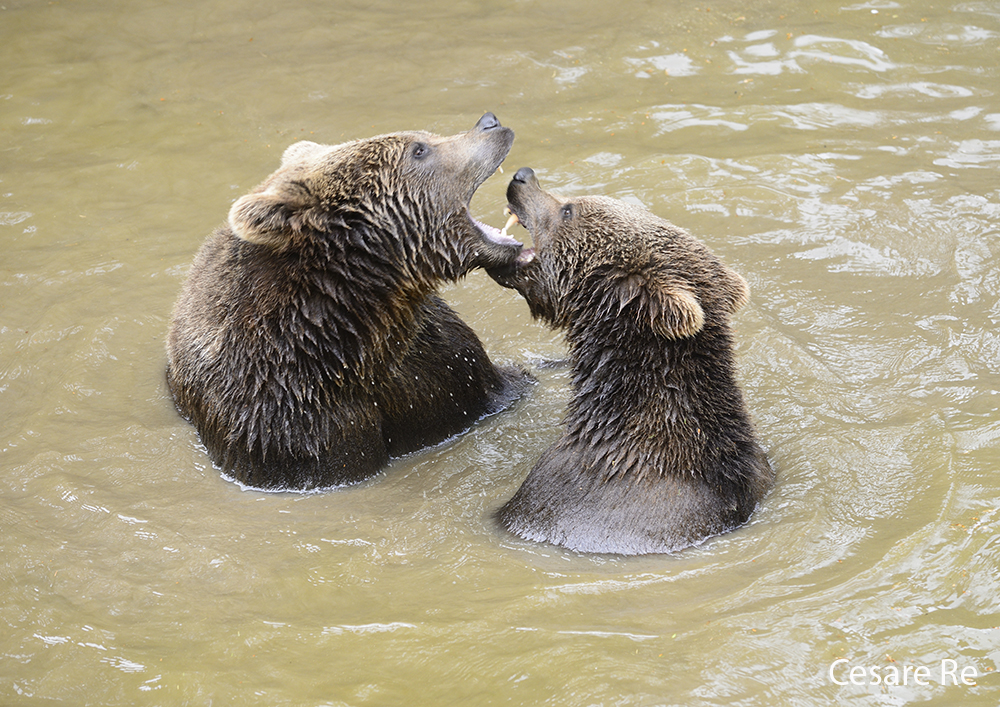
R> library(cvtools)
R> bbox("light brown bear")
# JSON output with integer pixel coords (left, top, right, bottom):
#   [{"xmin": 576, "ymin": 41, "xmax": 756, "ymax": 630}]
[
  {"xmin": 166, "ymin": 114, "xmax": 530, "ymax": 491},
  {"xmin": 489, "ymin": 168, "xmax": 773, "ymax": 554}
]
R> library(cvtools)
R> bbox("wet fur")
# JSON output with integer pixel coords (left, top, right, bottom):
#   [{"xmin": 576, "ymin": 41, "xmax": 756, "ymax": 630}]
[
  {"xmin": 166, "ymin": 116, "xmax": 530, "ymax": 490},
  {"xmin": 490, "ymin": 170, "xmax": 773, "ymax": 554}
]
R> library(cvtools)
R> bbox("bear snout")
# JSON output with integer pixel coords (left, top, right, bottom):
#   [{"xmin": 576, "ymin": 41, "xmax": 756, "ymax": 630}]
[
  {"xmin": 511, "ymin": 167, "xmax": 538, "ymax": 186},
  {"xmin": 505, "ymin": 168, "xmax": 554, "ymax": 239},
  {"xmin": 474, "ymin": 112, "xmax": 501, "ymax": 131}
]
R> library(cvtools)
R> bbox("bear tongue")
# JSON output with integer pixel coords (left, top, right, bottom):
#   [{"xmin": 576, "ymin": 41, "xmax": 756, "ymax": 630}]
[{"xmin": 472, "ymin": 216, "xmax": 522, "ymax": 247}]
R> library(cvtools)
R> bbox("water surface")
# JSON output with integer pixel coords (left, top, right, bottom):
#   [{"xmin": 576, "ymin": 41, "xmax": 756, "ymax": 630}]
[{"xmin": 3, "ymin": 0, "xmax": 1000, "ymax": 704}]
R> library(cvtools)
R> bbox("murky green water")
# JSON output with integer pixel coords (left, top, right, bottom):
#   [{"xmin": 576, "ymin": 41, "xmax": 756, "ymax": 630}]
[{"xmin": 3, "ymin": 0, "xmax": 1000, "ymax": 704}]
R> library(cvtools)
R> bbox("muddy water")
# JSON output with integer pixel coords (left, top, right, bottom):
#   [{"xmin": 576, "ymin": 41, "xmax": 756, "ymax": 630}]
[{"xmin": 3, "ymin": 0, "xmax": 1000, "ymax": 704}]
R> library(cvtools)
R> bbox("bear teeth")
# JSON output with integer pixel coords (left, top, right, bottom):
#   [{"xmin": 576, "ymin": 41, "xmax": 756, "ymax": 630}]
[
  {"xmin": 472, "ymin": 217, "xmax": 522, "ymax": 247},
  {"xmin": 500, "ymin": 212, "xmax": 520, "ymax": 238}
]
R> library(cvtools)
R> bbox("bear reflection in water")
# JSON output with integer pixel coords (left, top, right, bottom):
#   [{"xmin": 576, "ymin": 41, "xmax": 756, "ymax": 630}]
[
  {"xmin": 489, "ymin": 168, "xmax": 774, "ymax": 555},
  {"xmin": 166, "ymin": 114, "xmax": 530, "ymax": 491}
]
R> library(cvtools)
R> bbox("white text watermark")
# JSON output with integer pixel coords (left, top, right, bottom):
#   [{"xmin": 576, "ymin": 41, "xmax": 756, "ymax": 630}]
[{"xmin": 829, "ymin": 658, "xmax": 978, "ymax": 687}]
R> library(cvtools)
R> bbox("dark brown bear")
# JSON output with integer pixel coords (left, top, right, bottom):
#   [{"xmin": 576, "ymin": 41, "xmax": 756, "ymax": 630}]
[
  {"xmin": 489, "ymin": 168, "xmax": 773, "ymax": 554},
  {"xmin": 166, "ymin": 114, "xmax": 530, "ymax": 491}
]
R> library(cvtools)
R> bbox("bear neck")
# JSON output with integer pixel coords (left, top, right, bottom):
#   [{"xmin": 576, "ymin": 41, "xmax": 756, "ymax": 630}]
[
  {"xmin": 251, "ymin": 227, "xmax": 450, "ymax": 385},
  {"xmin": 561, "ymin": 319, "xmax": 757, "ymax": 484},
  {"xmin": 347, "ymin": 193, "xmax": 474, "ymax": 283}
]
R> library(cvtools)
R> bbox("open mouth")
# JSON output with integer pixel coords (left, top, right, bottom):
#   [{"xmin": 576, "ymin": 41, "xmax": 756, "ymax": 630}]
[
  {"xmin": 469, "ymin": 163, "xmax": 524, "ymax": 247},
  {"xmin": 498, "ymin": 207, "xmax": 536, "ymax": 265},
  {"xmin": 501, "ymin": 207, "xmax": 520, "ymax": 237},
  {"xmin": 471, "ymin": 213, "xmax": 522, "ymax": 247}
]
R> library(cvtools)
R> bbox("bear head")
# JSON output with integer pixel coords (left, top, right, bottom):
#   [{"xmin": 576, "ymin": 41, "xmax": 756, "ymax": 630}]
[
  {"xmin": 493, "ymin": 167, "xmax": 749, "ymax": 342},
  {"xmin": 227, "ymin": 113, "xmax": 522, "ymax": 283}
]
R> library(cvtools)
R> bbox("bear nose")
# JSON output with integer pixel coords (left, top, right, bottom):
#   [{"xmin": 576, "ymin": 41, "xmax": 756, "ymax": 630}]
[
  {"xmin": 475, "ymin": 112, "xmax": 501, "ymax": 131},
  {"xmin": 512, "ymin": 167, "xmax": 538, "ymax": 185}
]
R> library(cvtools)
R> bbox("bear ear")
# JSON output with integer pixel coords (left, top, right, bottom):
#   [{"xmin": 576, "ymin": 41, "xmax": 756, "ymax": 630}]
[
  {"xmin": 616, "ymin": 271, "xmax": 705, "ymax": 339},
  {"xmin": 721, "ymin": 268, "xmax": 750, "ymax": 315},
  {"xmin": 280, "ymin": 140, "xmax": 325, "ymax": 167},
  {"xmin": 229, "ymin": 190, "xmax": 339, "ymax": 247},
  {"xmin": 228, "ymin": 191, "xmax": 297, "ymax": 248}
]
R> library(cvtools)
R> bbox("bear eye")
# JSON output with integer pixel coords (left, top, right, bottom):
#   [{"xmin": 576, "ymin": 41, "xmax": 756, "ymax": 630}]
[
  {"xmin": 411, "ymin": 142, "xmax": 430, "ymax": 159},
  {"xmin": 560, "ymin": 204, "xmax": 575, "ymax": 221}
]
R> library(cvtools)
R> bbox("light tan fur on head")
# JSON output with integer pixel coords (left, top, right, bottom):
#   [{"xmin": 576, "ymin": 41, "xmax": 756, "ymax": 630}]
[
  {"xmin": 614, "ymin": 269, "xmax": 705, "ymax": 339},
  {"xmin": 227, "ymin": 140, "xmax": 346, "ymax": 248},
  {"xmin": 544, "ymin": 195, "xmax": 747, "ymax": 339},
  {"xmin": 280, "ymin": 140, "xmax": 326, "ymax": 166},
  {"xmin": 229, "ymin": 190, "xmax": 293, "ymax": 247}
]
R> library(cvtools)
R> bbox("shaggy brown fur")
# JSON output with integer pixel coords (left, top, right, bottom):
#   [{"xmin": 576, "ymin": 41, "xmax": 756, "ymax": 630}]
[
  {"xmin": 167, "ymin": 114, "xmax": 530, "ymax": 490},
  {"xmin": 489, "ymin": 168, "xmax": 773, "ymax": 554}
]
